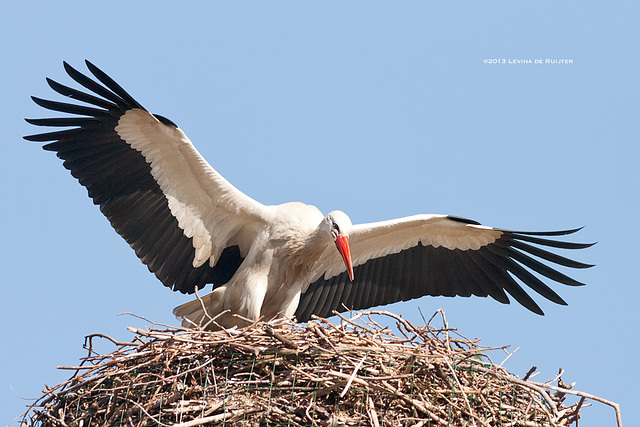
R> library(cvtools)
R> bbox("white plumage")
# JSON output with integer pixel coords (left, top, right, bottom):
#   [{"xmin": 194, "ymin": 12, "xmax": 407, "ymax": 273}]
[{"xmin": 25, "ymin": 61, "xmax": 594, "ymax": 329}]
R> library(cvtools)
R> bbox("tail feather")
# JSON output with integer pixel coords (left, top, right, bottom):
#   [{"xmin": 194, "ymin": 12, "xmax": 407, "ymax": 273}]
[{"xmin": 173, "ymin": 287, "xmax": 226, "ymax": 329}]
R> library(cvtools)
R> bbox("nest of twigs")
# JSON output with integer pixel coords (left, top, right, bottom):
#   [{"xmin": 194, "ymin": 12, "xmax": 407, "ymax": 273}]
[{"xmin": 21, "ymin": 310, "xmax": 621, "ymax": 426}]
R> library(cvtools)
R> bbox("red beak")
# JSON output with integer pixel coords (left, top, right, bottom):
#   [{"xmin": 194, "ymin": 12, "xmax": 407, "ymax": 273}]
[{"xmin": 335, "ymin": 235, "xmax": 354, "ymax": 281}]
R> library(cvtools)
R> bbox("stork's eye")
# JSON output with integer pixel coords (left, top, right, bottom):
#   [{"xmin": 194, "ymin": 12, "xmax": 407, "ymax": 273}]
[{"xmin": 332, "ymin": 222, "xmax": 340, "ymax": 233}]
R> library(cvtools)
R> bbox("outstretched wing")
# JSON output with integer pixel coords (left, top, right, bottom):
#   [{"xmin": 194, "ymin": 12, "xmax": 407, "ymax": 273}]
[
  {"xmin": 25, "ymin": 61, "xmax": 269, "ymax": 293},
  {"xmin": 296, "ymin": 215, "xmax": 593, "ymax": 320}
]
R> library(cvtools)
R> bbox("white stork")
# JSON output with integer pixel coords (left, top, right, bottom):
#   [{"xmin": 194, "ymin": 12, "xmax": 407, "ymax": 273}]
[{"xmin": 25, "ymin": 61, "xmax": 593, "ymax": 328}]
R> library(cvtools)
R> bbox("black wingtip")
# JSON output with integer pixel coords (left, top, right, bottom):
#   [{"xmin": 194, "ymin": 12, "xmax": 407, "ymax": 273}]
[
  {"xmin": 568, "ymin": 280, "xmax": 587, "ymax": 287},
  {"xmin": 530, "ymin": 304, "xmax": 545, "ymax": 316},
  {"xmin": 84, "ymin": 59, "xmax": 98, "ymax": 74},
  {"xmin": 23, "ymin": 132, "xmax": 40, "ymax": 142},
  {"xmin": 30, "ymin": 96, "xmax": 49, "ymax": 108},
  {"xmin": 62, "ymin": 60, "xmax": 76, "ymax": 76},
  {"xmin": 46, "ymin": 77, "xmax": 70, "ymax": 95},
  {"xmin": 513, "ymin": 227, "xmax": 585, "ymax": 237},
  {"xmin": 85, "ymin": 59, "xmax": 102, "ymax": 74}
]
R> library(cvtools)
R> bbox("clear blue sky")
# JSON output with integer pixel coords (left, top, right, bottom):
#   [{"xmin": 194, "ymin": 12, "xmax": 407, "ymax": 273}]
[{"xmin": 2, "ymin": 2, "xmax": 637, "ymax": 425}]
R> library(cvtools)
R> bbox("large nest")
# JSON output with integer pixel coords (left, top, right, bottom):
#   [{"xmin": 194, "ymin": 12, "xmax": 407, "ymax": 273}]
[{"xmin": 21, "ymin": 310, "xmax": 620, "ymax": 426}]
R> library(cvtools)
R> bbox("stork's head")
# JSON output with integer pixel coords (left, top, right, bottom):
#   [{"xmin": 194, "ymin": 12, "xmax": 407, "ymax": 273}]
[{"xmin": 324, "ymin": 210, "xmax": 354, "ymax": 281}]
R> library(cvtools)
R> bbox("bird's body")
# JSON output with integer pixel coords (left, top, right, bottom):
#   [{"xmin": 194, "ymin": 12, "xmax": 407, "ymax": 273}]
[
  {"xmin": 26, "ymin": 61, "xmax": 594, "ymax": 329},
  {"xmin": 174, "ymin": 202, "xmax": 332, "ymax": 327}
]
